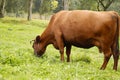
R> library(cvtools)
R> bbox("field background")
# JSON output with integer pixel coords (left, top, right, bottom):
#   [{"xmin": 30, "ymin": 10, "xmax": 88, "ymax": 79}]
[{"xmin": 0, "ymin": 17, "xmax": 120, "ymax": 80}]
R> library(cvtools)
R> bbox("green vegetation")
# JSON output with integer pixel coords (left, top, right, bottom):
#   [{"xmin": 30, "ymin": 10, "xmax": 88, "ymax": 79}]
[{"xmin": 0, "ymin": 17, "xmax": 120, "ymax": 80}]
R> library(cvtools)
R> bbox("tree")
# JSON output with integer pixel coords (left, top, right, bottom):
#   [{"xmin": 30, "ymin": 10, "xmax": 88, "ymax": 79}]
[
  {"xmin": 54, "ymin": 0, "xmax": 63, "ymax": 13},
  {"xmin": 108, "ymin": 0, "xmax": 120, "ymax": 13},
  {"xmin": 51, "ymin": 0, "xmax": 58, "ymax": 10},
  {"xmin": 33, "ymin": 0, "xmax": 41, "ymax": 13},
  {"xmin": 0, "ymin": 0, "xmax": 5, "ymax": 18},
  {"xmin": 27, "ymin": 0, "xmax": 33, "ymax": 21},
  {"xmin": 6, "ymin": 0, "xmax": 28, "ymax": 17},
  {"xmin": 69, "ymin": 0, "xmax": 81, "ymax": 10},
  {"xmin": 69, "ymin": 0, "xmax": 97, "ymax": 10},
  {"xmin": 97, "ymin": 0, "xmax": 115, "ymax": 11},
  {"xmin": 63, "ymin": 0, "xmax": 69, "ymax": 10},
  {"xmin": 39, "ymin": 0, "xmax": 51, "ymax": 15},
  {"xmin": 39, "ymin": 0, "xmax": 58, "ymax": 14}
]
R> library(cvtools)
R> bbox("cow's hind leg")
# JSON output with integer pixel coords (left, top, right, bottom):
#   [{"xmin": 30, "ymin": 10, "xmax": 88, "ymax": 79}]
[
  {"xmin": 66, "ymin": 45, "xmax": 71, "ymax": 62},
  {"xmin": 111, "ymin": 44, "xmax": 119, "ymax": 70},
  {"xmin": 113, "ymin": 53, "xmax": 119, "ymax": 70},
  {"xmin": 100, "ymin": 47, "xmax": 112, "ymax": 70}
]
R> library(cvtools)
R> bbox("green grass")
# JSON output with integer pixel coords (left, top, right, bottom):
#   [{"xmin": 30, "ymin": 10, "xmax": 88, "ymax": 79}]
[{"xmin": 0, "ymin": 17, "xmax": 120, "ymax": 80}]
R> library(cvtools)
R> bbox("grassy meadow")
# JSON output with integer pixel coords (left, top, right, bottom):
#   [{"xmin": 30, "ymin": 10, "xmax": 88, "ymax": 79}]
[{"xmin": 0, "ymin": 17, "xmax": 120, "ymax": 80}]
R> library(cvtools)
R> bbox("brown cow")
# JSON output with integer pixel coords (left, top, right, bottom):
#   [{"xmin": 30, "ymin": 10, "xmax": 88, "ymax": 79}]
[{"xmin": 32, "ymin": 10, "xmax": 119, "ymax": 70}]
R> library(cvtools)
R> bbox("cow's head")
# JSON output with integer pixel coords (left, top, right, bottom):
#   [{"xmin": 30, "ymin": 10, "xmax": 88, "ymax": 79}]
[{"xmin": 32, "ymin": 35, "xmax": 46, "ymax": 57}]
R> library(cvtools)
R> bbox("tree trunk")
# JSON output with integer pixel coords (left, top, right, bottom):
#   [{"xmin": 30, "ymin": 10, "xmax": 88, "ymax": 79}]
[
  {"xmin": 27, "ymin": 0, "xmax": 33, "ymax": 21},
  {"xmin": 63, "ymin": 0, "xmax": 69, "ymax": 10},
  {"xmin": 97, "ymin": 0, "xmax": 114, "ymax": 11},
  {"xmin": 0, "ymin": 0, "xmax": 5, "ymax": 18}
]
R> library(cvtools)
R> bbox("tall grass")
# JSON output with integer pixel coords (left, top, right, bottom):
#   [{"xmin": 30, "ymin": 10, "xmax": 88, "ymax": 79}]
[{"xmin": 0, "ymin": 17, "xmax": 120, "ymax": 80}]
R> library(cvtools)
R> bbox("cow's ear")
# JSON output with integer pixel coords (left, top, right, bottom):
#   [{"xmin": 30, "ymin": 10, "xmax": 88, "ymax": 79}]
[{"xmin": 36, "ymin": 35, "xmax": 41, "ymax": 43}]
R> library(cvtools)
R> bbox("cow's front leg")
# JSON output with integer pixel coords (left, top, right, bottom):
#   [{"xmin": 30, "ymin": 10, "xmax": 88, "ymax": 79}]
[
  {"xmin": 66, "ymin": 45, "xmax": 71, "ymax": 62},
  {"xmin": 55, "ymin": 32, "xmax": 64, "ymax": 61}
]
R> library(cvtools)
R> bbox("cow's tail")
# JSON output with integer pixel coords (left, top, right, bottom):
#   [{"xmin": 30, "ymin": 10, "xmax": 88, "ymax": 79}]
[
  {"xmin": 113, "ymin": 13, "xmax": 119, "ymax": 58},
  {"xmin": 112, "ymin": 12, "xmax": 120, "ymax": 58},
  {"xmin": 116, "ymin": 14, "xmax": 119, "ymax": 55},
  {"xmin": 111, "ymin": 12, "xmax": 119, "ymax": 70}
]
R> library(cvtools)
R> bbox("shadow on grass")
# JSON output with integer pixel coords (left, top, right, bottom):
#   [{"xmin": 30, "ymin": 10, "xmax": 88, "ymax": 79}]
[{"xmin": 73, "ymin": 55, "xmax": 91, "ymax": 63}]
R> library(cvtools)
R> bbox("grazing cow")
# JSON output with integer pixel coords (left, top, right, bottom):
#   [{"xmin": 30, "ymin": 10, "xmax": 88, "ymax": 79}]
[{"xmin": 32, "ymin": 10, "xmax": 119, "ymax": 70}]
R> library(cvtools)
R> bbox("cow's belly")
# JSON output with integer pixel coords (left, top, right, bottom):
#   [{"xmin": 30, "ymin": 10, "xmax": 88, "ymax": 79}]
[
  {"xmin": 72, "ymin": 42, "xmax": 94, "ymax": 48},
  {"xmin": 64, "ymin": 38, "xmax": 95, "ymax": 48}
]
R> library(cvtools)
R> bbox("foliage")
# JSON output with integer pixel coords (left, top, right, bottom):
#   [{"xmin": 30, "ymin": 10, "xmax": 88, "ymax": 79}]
[
  {"xmin": 2, "ymin": 0, "xmax": 120, "ymax": 17},
  {"xmin": 0, "ymin": 17, "xmax": 120, "ymax": 80},
  {"xmin": 5, "ymin": 0, "xmax": 28, "ymax": 13},
  {"xmin": 39, "ymin": 0, "xmax": 58, "ymax": 15},
  {"xmin": 33, "ymin": 0, "xmax": 41, "ymax": 13},
  {"xmin": 51, "ymin": 0, "xmax": 58, "ymax": 10},
  {"xmin": 69, "ymin": 0, "xmax": 97, "ymax": 10},
  {"xmin": 53, "ymin": 0, "xmax": 63, "ymax": 13},
  {"xmin": 108, "ymin": 0, "xmax": 120, "ymax": 13}
]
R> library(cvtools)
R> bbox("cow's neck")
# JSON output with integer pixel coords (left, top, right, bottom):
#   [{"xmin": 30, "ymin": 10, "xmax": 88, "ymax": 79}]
[{"xmin": 41, "ymin": 28, "xmax": 53, "ymax": 47}]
